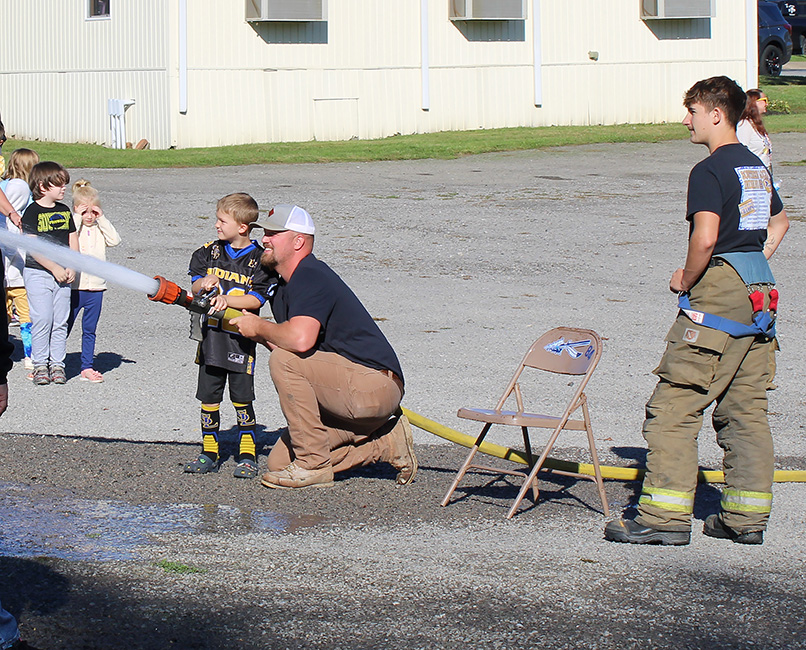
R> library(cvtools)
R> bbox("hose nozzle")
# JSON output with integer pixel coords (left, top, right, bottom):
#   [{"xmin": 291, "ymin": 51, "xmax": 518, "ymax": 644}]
[
  {"xmin": 148, "ymin": 276, "xmax": 186, "ymax": 305},
  {"xmin": 148, "ymin": 275, "xmax": 226, "ymax": 316}
]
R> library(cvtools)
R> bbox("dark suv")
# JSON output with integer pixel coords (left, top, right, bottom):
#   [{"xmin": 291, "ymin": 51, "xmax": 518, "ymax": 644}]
[
  {"xmin": 778, "ymin": 1, "xmax": 806, "ymax": 53},
  {"xmin": 759, "ymin": 0, "xmax": 793, "ymax": 75}
]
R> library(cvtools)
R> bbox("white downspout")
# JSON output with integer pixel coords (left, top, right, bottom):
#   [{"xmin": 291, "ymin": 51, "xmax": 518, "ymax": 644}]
[
  {"xmin": 746, "ymin": 0, "xmax": 757, "ymax": 90},
  {"xmin": 179, "ymin": 0, "xmax": 188, "ymax": 114},
  {"xmin": 533, "ymin": 0, "xmax": 542, "ymax": 107},
  {"xmin": 421, "ymin": 0, "xmax": 430, "ymax": 111}
]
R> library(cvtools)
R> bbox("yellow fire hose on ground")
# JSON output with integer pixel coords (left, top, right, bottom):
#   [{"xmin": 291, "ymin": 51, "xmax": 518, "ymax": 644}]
[
  {"xmin": 148, "ymin": 274, "xmax": 805, "ymax": 485},
  {"xmin": 401, "ymin": 407, "xmax": 806, "ymax": 484}
]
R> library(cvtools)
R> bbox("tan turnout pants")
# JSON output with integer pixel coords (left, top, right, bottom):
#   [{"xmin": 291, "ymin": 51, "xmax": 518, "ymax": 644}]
[{"xmin": 636, "ymin": 262, "xmax": 774, "ymax": 533}]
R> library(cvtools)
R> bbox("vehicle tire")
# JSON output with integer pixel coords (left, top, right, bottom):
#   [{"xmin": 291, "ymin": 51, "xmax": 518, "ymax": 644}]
[{"xmin": 760, "ymin": 44, "xmax": 784, "ymax": 76}]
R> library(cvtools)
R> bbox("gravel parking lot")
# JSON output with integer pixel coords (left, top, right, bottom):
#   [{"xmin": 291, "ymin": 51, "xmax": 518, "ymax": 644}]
[{"xmin": 1, "ymin": 134, "xmax": 805, "ymax": 649}]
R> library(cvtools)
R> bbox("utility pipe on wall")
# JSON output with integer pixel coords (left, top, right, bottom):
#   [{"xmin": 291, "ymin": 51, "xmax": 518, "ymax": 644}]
[
  {"xmin": 421, "ymin": 0, "xmax": 430, "ymax": 111},
  {"xmin": 746, "ymin": 0, "xmax": 757, "ymax": 90},
  {"xmin": 179, "ymin": 0, "xmax": 188, "ymax": 114},
  {"xmin": 533, "ymin": 0, "xmax": 542, "ymax": 107}
]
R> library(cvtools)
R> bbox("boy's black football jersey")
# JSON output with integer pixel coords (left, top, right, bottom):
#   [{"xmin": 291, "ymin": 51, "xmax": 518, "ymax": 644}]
[{"xmin": 188, "ymin": 239, "xmax": 275, "ymax": 374}]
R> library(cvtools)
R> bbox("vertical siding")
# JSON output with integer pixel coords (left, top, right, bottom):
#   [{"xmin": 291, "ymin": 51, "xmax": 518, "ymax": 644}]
[
  {"xmin": 0, "ymin": 0, "xmax": 750, "ymax": 148},
  {"xmin": 538, "ymin": 0, "xmax": 749, "ymax": 126},
  {"xmin": 175, "ymin": 0, "xmax": 753, "ymax": 146},
  {"xmin": 0, "ymin": 1, "xmax": 171, "ymax": 148}
]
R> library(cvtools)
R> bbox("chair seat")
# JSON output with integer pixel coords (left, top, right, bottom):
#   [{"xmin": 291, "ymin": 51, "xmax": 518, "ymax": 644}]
[{"xmin": 457, "ymin": 407, "xmax": 587, "ymax": 431}]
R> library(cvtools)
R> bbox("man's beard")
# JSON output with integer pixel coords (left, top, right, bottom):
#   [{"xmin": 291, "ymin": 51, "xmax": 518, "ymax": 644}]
[{"xmin": 261, "ymin": 250, "xmax": 277, "ymax": 269}]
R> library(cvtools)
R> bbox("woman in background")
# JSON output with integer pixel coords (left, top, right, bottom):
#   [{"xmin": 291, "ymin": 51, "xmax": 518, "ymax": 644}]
[
  {"xmin": 737, "ymin": 88, "xmax": 779, "ymax": 391},
  {"xmin": 737, "ymin": 88, "xmax": 772, "ymax": 174}
]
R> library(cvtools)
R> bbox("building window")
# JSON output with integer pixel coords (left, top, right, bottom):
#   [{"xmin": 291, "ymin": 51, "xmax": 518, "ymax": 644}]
[{"xmin": 89, "ymin": 0, "xmax": 110, "ymax": 18}]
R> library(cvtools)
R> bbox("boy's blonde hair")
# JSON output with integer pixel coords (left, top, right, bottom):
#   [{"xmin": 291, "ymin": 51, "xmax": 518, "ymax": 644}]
[
  {"xmin": 217, "ymin": 192, "xmax": 258, "ymax": 226},
  {"xmin": 1, "ymin": 148, "xmax": 39, "ymax": 182},
  {"xmin": 29, "ymin": 161, "xmax": 70, "ymax": 200},
  {"xmin": 72, "ymin": 179, "xmax": 101, "ymax": 208}
]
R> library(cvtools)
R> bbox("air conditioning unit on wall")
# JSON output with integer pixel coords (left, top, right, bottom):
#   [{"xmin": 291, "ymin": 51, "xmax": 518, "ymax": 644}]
[
  {"xmin": 449, "ymin": 0, "xmax": 527, "ymax": 21},
  {"xmin": 245, "ymin": 0, "xmax": 326, "ymax": 22},
  {"xmin": 641, "ymin": 0, "xmax": 714, "ymax": 19}
]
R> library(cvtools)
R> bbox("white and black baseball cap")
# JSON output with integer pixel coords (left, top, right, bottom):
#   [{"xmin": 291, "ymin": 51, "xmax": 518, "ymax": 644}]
[{"xmin": 250, "ymin": 204, "xmax": 315, "ymax": 235}]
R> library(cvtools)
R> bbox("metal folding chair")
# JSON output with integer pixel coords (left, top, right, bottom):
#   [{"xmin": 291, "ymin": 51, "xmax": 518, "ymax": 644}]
[{"xmin": 440, "ymin": 327, "xmax": 610, "ymax": 519}]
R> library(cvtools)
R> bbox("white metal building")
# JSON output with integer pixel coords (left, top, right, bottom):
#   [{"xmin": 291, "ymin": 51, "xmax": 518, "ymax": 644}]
[{"xmin": 0, "ymin": 0, "xmax": 759, "ymax": 150}]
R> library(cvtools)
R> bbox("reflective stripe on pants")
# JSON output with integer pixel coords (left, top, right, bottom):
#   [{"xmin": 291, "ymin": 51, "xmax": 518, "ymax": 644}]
[
  {"xmin": 639, "ymin": 487, "xmax": 694, "ymax": 513},
  {"xmin": 721, "ymin": 489, "xmax": 772, "ymax": 514}
]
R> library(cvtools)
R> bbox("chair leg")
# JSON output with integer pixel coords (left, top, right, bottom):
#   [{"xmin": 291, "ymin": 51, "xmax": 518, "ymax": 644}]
[
  {"xmin": 506, "ymin": 417, "xmax": 573, "ymax": 519},
  {"xmin": 440, "ymin": 423, "xmax": 492, "ymax": 507},
  {"xmin": 521, "ymin": 427, "xmax": 534, "ymax": 466},
  {"xmin": 582, "ymin": 399, "xmax": 610, "ymax": 517},
  {"xmin": 521, "ymin": 427, "xmax": 539, "ymax": 502}
]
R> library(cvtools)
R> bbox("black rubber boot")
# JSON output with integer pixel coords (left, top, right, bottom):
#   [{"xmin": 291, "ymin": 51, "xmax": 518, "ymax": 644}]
[
  {"xmin": 703, "ymin": 514, "xmax": 763, "ymax": 545},
  {"xmin": 604, "ymin": 518, "xmax": 690, "ymax": 546}
]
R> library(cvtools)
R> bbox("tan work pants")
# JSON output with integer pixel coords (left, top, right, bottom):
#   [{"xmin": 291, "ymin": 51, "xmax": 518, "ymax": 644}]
[
  {"xmin": 268, "ymin": 348, "xmax": 403, "ymax": 473},
  {"xmin": 637, "ymin": 263, "xmax": 774, "ymax": 533}
]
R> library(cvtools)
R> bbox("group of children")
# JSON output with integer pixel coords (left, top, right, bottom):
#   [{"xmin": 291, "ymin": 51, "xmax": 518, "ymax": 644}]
[
  {"xmin": 2, "ymin": 134, "xmax": 273, "ymax": 478},
  {"xmin": 1, "ymin": 145, "xmax": 120, "ymax": 385}
]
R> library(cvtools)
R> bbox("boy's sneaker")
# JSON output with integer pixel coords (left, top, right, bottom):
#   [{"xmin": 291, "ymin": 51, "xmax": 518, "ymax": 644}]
[
  {"xmin": 184, "ymin": 455, "xmax": 219, "ymax": 474},
  {"xmin": 32, "ymin": 366, "xmax": 50, "ymax": 385},
  {"xmin": 24, "ymin": 357, "xmax": 34, "ymax": 370},
  {"xmin": 50, "ymin": 366, "xmax": 67, "ymax": 384}
]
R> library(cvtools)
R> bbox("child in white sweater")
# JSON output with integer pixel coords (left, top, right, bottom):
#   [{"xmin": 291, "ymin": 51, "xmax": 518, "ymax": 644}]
[
  {"xmin": 1, "ymin": 148, "xmax": 39, "ymax": 370},
  {"xmin": 69, "ymin": 179, "xmax": 121, "ymax": 382}
]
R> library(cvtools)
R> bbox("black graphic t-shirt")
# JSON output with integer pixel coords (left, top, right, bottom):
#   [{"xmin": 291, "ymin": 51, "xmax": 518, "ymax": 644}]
[
  {"xmin": 686, "ymin": 143, "xmax": 783, "ymax": 255},
  {"xmin": 21, "ymin": 201, "xmax": 77, "ymax": 272}
]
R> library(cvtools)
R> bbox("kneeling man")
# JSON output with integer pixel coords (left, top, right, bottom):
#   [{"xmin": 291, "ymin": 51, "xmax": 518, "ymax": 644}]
[{"xmin": 231, "ymin": 204, "xmax": 416, "ymax": 489}]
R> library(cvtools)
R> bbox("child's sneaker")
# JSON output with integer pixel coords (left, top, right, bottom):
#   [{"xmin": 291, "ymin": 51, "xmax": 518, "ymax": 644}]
[
  {"xmin": 23, "ymin": 357, "xmax": 34, "ymax": 370},
  {"xmin": 50, "ymin": 366, "xmax": 67, "ymax": 384},
  {"xmin": 79, "ymin": 368, "xmax": 104, "ymax": 383},
  {"xmin": 32, "ymin": 366, "xmax": 50, "ymax": 385}
]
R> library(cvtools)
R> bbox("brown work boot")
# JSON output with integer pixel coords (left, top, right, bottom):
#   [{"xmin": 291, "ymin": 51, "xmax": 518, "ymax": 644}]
[
  {"xmin": 384, "ymin": 411, "xmax": 418, "ymax": 485},
  {"xmin": 261, "ymin": 462, "xmax": 334, "ymax": 490}
]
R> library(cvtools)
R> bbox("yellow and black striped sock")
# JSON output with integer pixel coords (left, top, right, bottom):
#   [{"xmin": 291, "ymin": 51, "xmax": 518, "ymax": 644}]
[
  {"xmin": 234, "ymin": 402, "xmax": 256, "ymax": 463},
  {"xmin": 201, "ymin": 404, "xmax": 220, "ymax": 462}
]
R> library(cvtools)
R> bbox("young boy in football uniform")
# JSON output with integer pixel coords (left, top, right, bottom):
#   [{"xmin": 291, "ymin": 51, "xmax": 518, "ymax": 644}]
[{"xmin": 184, "ymin": 193, "xmax": 276, "ymax": 478}]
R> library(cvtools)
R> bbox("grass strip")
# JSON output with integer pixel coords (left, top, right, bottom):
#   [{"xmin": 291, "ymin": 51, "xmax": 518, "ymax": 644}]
[{"xmin": 3, "ymin": 75, "xmax": 804, "ymax": 169}]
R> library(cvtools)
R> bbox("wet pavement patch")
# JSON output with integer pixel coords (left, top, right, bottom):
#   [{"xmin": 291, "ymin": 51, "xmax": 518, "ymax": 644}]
[{"xmin": 0, "ymin": 480, "xmax": 323, "ymax": 562}]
